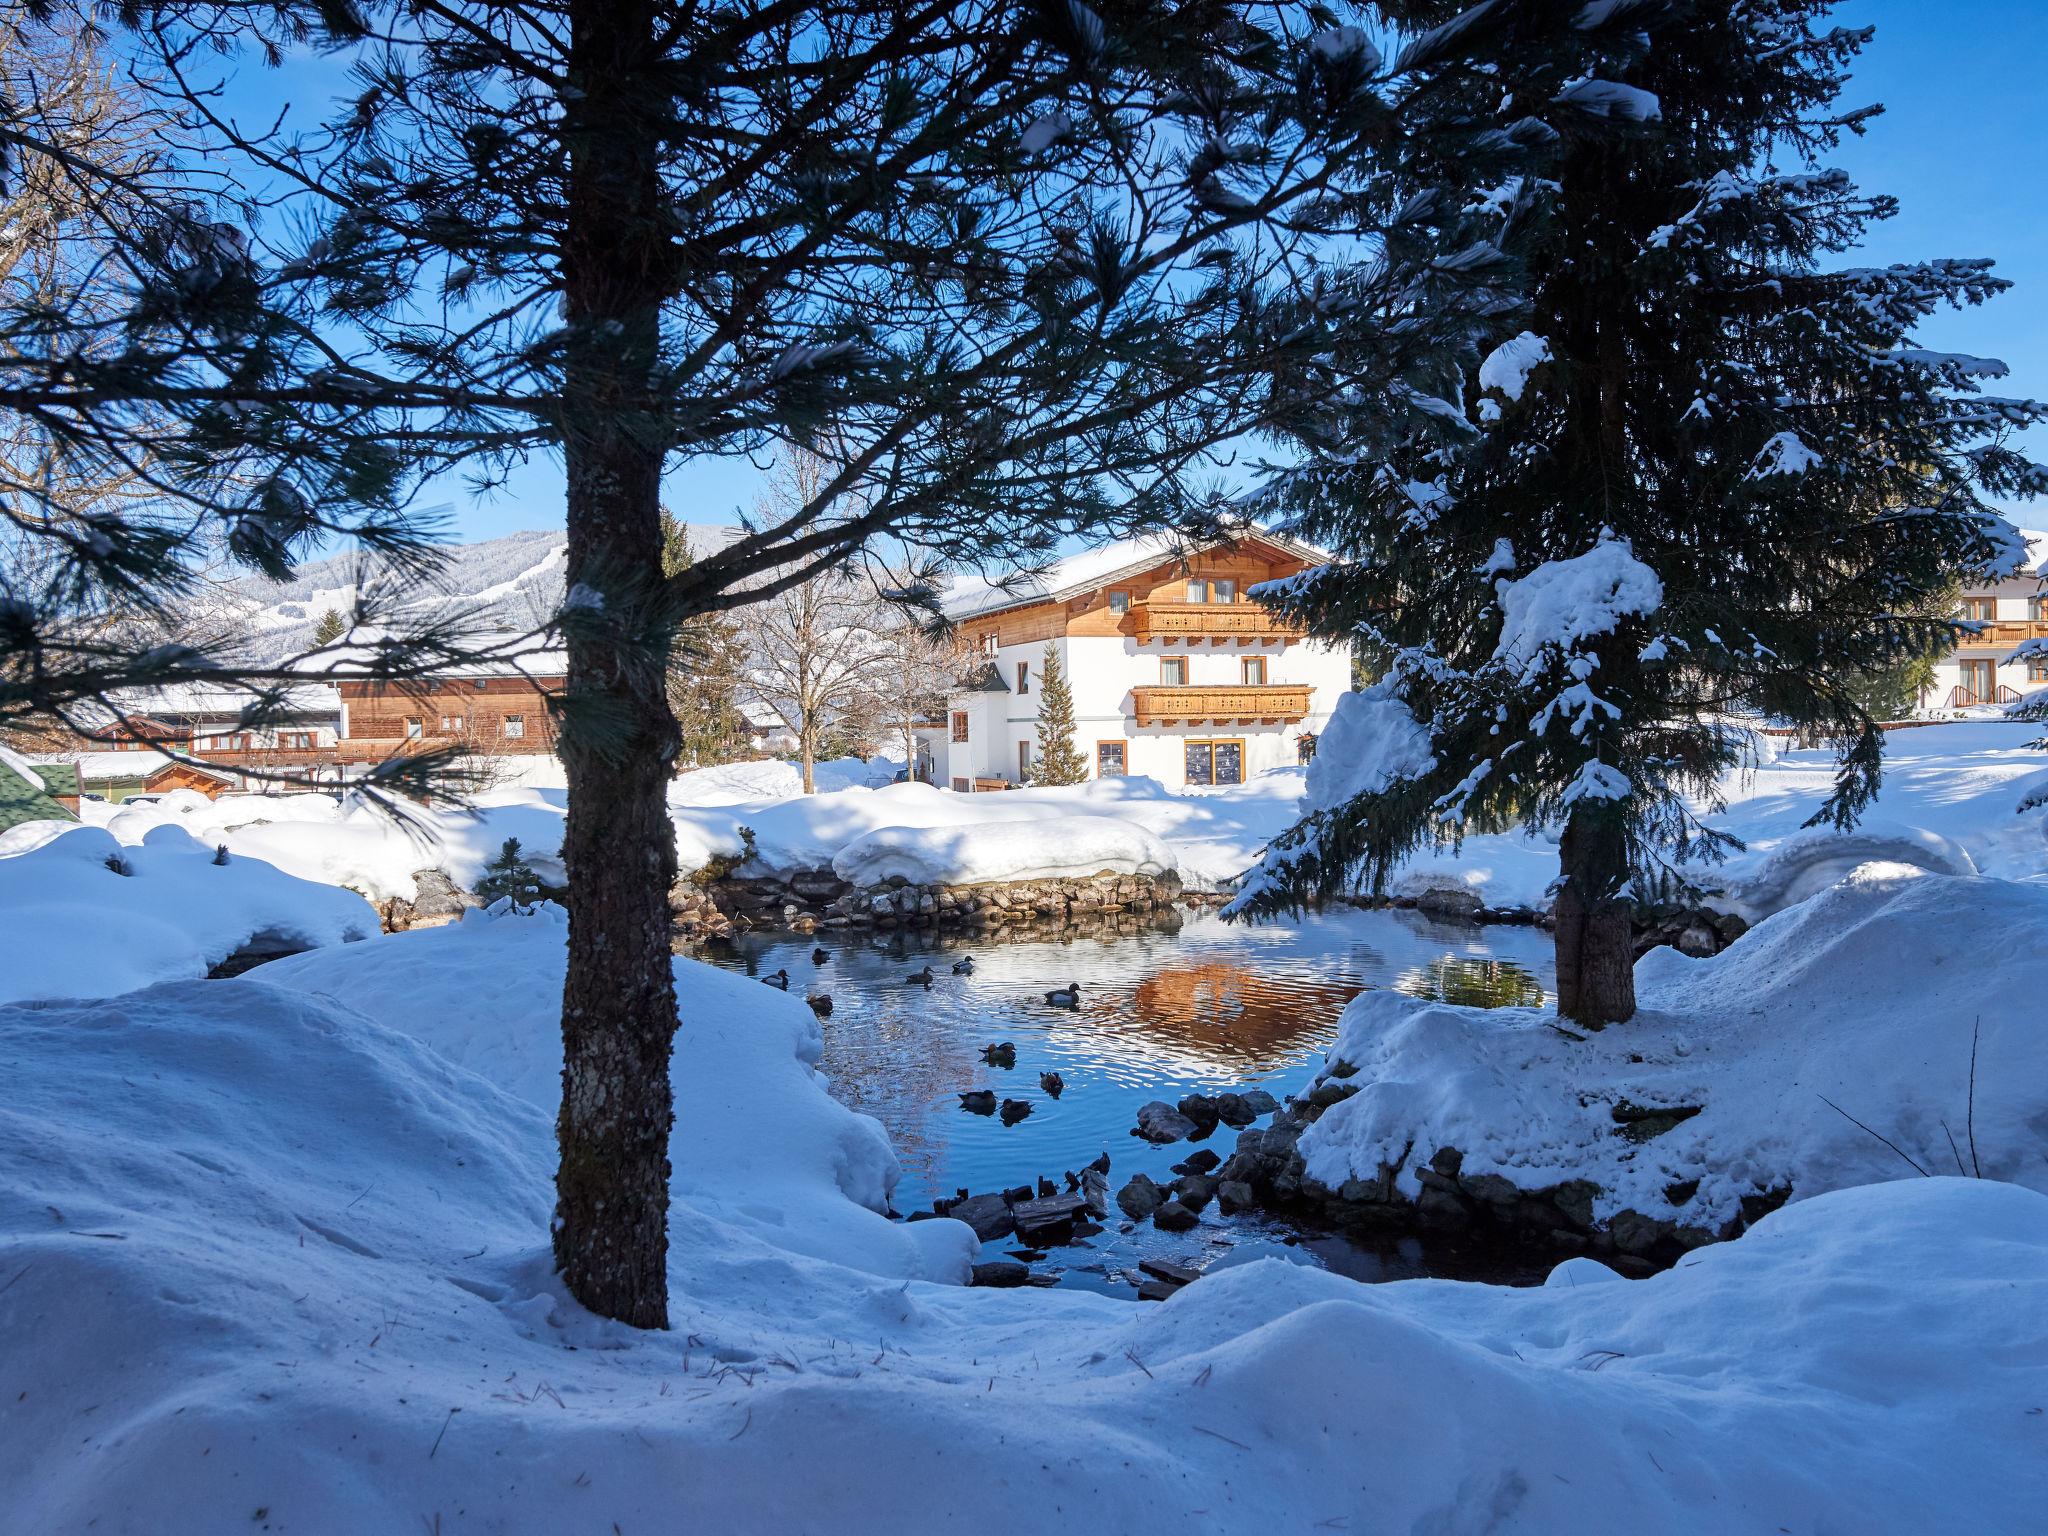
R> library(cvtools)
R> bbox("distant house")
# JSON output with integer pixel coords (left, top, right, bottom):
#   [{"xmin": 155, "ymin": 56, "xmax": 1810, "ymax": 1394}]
[
  {"xmin": 920, "ymin": 532, "xmax": 1349, "ymax": 791},
  {"xmin": 1922, "ymin": 528, "xmax": 2048, "ymax": 712},
  {"xmin": 0, "ymin": 752, "xmax": 78, "ymax": 832}
]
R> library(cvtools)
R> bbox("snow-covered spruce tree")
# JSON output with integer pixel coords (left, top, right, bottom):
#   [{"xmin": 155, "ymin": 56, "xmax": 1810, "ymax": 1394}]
[
  {"xmin": 32, "ymin": 1, "xmax": 1598, "ymax": 1326},
  {"xmin": 1032, "ymin": 642, "xmax": 1088, "ymax": 785},
  {"xmin": 1237, "ymin": 1, "xmax": 2046, "ymax": 1025},
  {"xmin": 474, "ymin": 837, "xmax": 545, "ymax": 913}
]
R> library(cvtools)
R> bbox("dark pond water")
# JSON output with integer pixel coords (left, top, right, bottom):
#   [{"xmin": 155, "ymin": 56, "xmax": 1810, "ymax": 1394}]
[{"xmin": 696, "ymin": 905, "xmax": 1558, "ymax": 1296}]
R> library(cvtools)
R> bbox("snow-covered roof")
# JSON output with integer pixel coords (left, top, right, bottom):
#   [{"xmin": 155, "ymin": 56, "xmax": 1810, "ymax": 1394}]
[
  {"xmin": 113, "ymin": 682, "xmax": 342, "ymax": 720},
  {"xmin": 942, "ymin": 529, "xmax": 1328, "ymax": 622}
]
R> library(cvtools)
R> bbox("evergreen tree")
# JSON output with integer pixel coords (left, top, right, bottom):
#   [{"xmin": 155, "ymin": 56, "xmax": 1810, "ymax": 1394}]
[
  {"xmin": 1238, "ymin": 1, "xmax": 2045, "ymax": 1026},
  {"xmin": 310, "ymin": 609, "xmax": 347, "ymax": 647},
  {"xmin": 1032, "ymin": 643, "xmax": 1088, "ymax": 785},
  {"xmin": 658, "ymin": 513, "xmax": 750, "ymax": 768},
  {"xmin": 474, "ymin": 837, "xmax": 544, "ymax": 914}
]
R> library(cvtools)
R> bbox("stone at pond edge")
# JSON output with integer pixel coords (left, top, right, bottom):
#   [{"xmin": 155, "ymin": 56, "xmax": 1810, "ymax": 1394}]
[
  {"xmin": 1116, "ymin": 1174, "xmax": 1166, "ymax": 1220},
  {"xmin": 1171, "ymin": 1149, "xmax": 1221, "ymax": 1176},
  {"xmin": 1152, "ymin": 1200, "xmax": 1198, "ymax": 1232},
  {"xmin": 1135, "ymin": 1101, "xmax": 1198, "ymax": 1143},
  {"xmin": 970, "ymin": 1261, "xmax": 1031, "ymax": 1288},
  {"xmin": 946, "ymin": 1193, "xmax": 1016, "ymax": 1242},
  {"xmin": 1139, "ymin": 1258, "xmax": 1201, "ymax": 1287},
  {"xmin": 1216, "ymin": 1179, "xmax": 1256, "ymax": 1214}
]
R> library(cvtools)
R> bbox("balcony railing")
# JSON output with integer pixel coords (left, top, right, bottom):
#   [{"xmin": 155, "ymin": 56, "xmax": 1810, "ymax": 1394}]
[
  {"xmin": 1129, "ymin": 601, "xmax": 1306, "ymax": 644},
  {"xmin": 1958, "ymin": 618, "xmax": 2048, "ymax": 648},
  {"xmin": 1130, "ymin": 683, "xmax": 1313, "ymax": 726},
  {"xmin": 1948, "ymin": 684, "xmax": 2023, "ymax": 709}
]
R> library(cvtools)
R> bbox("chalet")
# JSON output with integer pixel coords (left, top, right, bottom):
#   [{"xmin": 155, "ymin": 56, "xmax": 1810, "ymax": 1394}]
[
  {"xmin": 330, "ymin": 654, "xmax": 564, "ymax": 761},
  {"xmin": 921, "ymin": 532, "xmax": 1350, "ymax": 791},
  {"xmin": 1923, "ymin": 529, "xmax": 2048, "ymax": 711}
]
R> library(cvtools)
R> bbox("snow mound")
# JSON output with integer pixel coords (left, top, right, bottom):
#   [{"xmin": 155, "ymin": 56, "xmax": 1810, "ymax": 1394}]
[
  {"xmin": 1717, "ymin": 823, "xmax": 1978, "ymax": 919},
  {"xmin": 831, "ymin": 813, "xmax": 1177, "ymax": 887},
  {"xmin": 1494, "ymin": 534, "xmax": 1663, "ymax": 678},
  {"xmin": 3, "ymin": 971, "xmax": 2043, "ymax": 1536},
  {"xmin": 1297, "ymin": 867, "xmax": 2047, "ymax": 1231},
  {"xmin": 0, "ymin": 823, "xmax": 376, "ymax": 1005},
  {"xmin": 256, "ymin": 906, "xmax": 970, "ymax": 1283}
]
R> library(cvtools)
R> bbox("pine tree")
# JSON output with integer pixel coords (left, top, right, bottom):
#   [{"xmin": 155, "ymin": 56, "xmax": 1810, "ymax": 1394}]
[
  {"xmin": 1237, "ymin": 2, "xmax": 2046, "ymax": 1025},
  {"xmin": 310, "ymin": 609, "xmax": 347, "ymax": 647},
  {"xmin": 474, "ymin": 838, "xmax": 544, "ymax": 914},
  {"xmin": 658, "ymin": 513, "xmax": 750, "ymax": 769},
  {"xmin": 1032, "ymin": 643, "xmax": 1088, "ymax": 785}
]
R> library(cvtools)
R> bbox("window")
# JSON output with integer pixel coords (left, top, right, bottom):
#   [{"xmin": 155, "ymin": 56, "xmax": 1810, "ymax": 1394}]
[
  {"xmin": 440, "ymin": 715, "xmax": 465, "ymax": 732},
  {"xmin": 951, "ymin": 711, "xmax": 970, "ymax": 743},
  {"xmin": 283, "ymin": 731, "xmax": 315, "ymax": 749},
  {"xmin": 2033, "ymin": 596, "xmax": 2048, "ymax": 622},
  {"xmin": 1214, "ymin": 578, "xmax": 1237, "ymax": 603},
  {"xmin": 1186, "ymin": 578, "xmax": 1210, "ymax": 603},
  {"xmin": 1184, "ymin": 739, "xmax": 1245, "ymax": 787},
  {"xmin": 1160, "ymin": 657, "xmax": 1188, "ymax": 687},
  {"xmin": 981, "ymin": 632, "xmax": 999, "ymax": 656},
  {"xmin": 1963, "ymin": 596, "xmax": 1995, "ymax": 622},
  {"xmin": 404, "ymin": 718, "xmax": 422, "ymax": 739},
  {"xmin": 1241, "ymin": 656, "xmax": 1268, "ymax": 686},
  {"xmin": 1108, "ymin": 590, "xmax": 1130, "ymax": 615},
  {"xmin": 503, "ymin": 715, "xmax": 526, "ymax": 739},
  {"xmin": 951, "ymin": 776, "xmax": 971, "ymax": 793},
  {"xmin": 1016, "ymin": 661, "xmax": 1030, "ymax": 695},
  {"xmin": 2032, "ymin": 658, "xmax": 2048, "ymax": 683},
  {"xmin": 1018, "ymin": 740, "xmax": 1032, "ymax": 780},
  {"xmin": 472, "ymin": 678, "xmax": 489, "ymax": 692},
  {"xmin": 1096, "ymin": 740, "xmax": 1127, "ymax": 776}
]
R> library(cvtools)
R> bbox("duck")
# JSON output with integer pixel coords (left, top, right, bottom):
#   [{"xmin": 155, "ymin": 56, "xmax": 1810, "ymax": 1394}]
[
  {"xmin": 761, "ymin": 969, "xmax": 790, "ymax": 990},
  {"xmin": 999, "ymin": 1099, "xmax": 1033, "ymax": 1126},
  {"xmin": 906, "ymin": 965, "xmax": 935, "ymax": 987},
  {"xmin": 812, "ymin": 947, "xmax": 829, "ymax": 965},
  {"xmin": 1039, "ymin": 1071, "xmax": 1065, "ymax": 1098},
  {"xmin": 951, "ymin": 956, "xmax": 975, "ymax": 975},
  {"xmin": 980, "ymin": 1041, "xmax": 1017, "ymax": 1068},
  {"xmin": 958, "ymin": 1089, "xmax": 998, "ymax": 1115},
  {"xmin": 1043, "ymin": 981, "xmax": 1081, "ymax": 1009},
  {"xmin": 805, "ymin": 993, "xmax": 833, "ymax": 1017}
]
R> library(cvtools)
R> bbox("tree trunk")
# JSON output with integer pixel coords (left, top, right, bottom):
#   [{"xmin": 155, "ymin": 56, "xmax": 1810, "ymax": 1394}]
[
  {"xmin": 1553, "ymin": 806, "xmax": 1636, "ymax": 1026},
  {"xmin": 553, "ymin": 0, "xmax": 682, "ymax": 1329},
  {"xmin": 801, "ymin": 724, "xmax": 816, "ymax": 794}
]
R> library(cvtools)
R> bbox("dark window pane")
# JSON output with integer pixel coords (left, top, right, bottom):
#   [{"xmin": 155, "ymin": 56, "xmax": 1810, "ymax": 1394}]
[
  {"xmin": 1214, "ymin": 741, "xmax": 1243, "ymax": 784},
  {"xmin": 1186, "ymin": 742, "xmax": 1213, "ymax": 785}
]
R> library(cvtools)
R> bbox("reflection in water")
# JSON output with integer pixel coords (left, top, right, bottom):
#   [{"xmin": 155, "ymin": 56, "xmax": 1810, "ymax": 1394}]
[
  {"xmin": 693, "ymin": 905, "xmax": 1557, "ymax": 1292},
  {"xmin": 1397, "ymin": 956, "xmax": 1546, "ymax": 1010}
]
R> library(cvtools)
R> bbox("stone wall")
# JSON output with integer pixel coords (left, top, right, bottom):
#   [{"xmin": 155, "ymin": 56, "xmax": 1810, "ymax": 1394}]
[{"xmin": 669, "ymin": 864, "xmax": 1187, "ymax": 939}]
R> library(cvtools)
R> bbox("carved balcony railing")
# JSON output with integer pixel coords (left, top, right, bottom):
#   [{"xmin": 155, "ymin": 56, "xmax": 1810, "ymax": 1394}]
[
  {"xmin": 1128, "ymin": 602, "xmax": 1306, "ymax": 644},
  {"xmin": 1130, "ymin": 684, "xmax": 1313, "ymax": 726}
]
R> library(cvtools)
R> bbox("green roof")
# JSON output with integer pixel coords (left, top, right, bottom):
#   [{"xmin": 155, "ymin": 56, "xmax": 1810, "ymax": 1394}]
[{"xmin": 0, "ymin": 759, "xmax": 78, "ymax": 832}]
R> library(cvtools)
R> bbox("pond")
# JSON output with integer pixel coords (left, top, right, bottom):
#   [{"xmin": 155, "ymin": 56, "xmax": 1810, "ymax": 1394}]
[{"xmin": 695, "ymin": 904, "xmax": 1557, "ymax": 1295}]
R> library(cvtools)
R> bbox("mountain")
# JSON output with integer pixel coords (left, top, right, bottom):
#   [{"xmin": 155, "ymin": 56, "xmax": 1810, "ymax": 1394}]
[{"xmin": 211, "ymin": 525, "xmax": 742, "ymax": 660}]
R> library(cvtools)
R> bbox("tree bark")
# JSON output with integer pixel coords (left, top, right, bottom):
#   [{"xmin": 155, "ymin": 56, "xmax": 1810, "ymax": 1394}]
[
  {"xmin": 801, "ymin": 725, "xmax": 816, "ymax": 794},
  {"xmin": 553, "ymin": 0, "xmax": 682, "ymax": 1329},
  {"xmin": 1553, "ymin": 806, "xmax": 1636, "ymax": 1026}
]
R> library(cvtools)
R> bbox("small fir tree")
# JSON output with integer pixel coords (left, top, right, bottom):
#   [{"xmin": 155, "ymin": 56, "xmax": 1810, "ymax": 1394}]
[
  {"xmin": 310, "ymin": 609, "xmax": 347, "ymax": 647},
  {"xmin": 1237, "ymin": 2, "xmax": 2045, "ymax": 1026},
  {"xmin": 1032, "ymin": 644, "xmax": 1088, "ymax": 786},
  {"xmin": 474, "ymin": 838, "xmax": 544, "ymax": 914}
]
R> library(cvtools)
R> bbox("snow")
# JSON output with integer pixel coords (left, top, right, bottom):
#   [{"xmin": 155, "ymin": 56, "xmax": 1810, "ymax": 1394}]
[
  {"xmin": 1746, "ymin": 429, "xmax": 1822, "ymax": 478},
  {"xmin": 1295, "ymin": 866, "xmax": 2046, "ymax": 1235},
  {"xmin": 0, "ymin": 822, "xmax": 375, "ymax": 1005},
  {"xmin": 1301, "ymin": 682, "xmax": 1437, "ymax": 812},
  {"xmin": 0, "ymin": 743, "xmax": 45, "ymax": 791},
  {"xmin": 1477, "ymin": 330, "xmax": 1550, "ymax": 401},
  {"xmin": 831, "ymin": 813, "xmax": 1175, "ymax": 886},
  {"xmin": 1493, "ymin": 535, "xmax": 1664, "ymax": 679},
  {"xmin": 3, "ymin": 932, "xmax": 2044, "ymax": 1531}
]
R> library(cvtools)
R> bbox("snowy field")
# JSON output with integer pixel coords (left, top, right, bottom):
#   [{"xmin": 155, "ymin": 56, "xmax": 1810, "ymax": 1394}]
[
  {"xmin": 5, "ymin": 726, "xmax": 2048, "ymax": 1531},
  {"xmin": 3, "ymin": 906, "xmax": 2044, "ymax": 1533}
]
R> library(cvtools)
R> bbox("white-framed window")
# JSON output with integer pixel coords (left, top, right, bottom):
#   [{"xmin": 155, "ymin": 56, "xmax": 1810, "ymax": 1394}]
[
  {"xmin": 503, "ymin": 714, "xmax": 526, "ymax": 739},
  {"xmin": 1185, "ymin": 578, "xmax": 1210, "ymax": 603},
  {"xmin": 440, "ymin": 715, "xmax": 464, "ymax": 731},
  {"xmin": 1160, "ymin": 657, "xmax": 1188, "ymax": 686},
  {"xmin": 404, "ymin": 718, "xmax": 422, "ymax": 739},
  {"xmin": 1241, "ymin": 656, "xmax": 1268, "ymax": 685},
  {"xmin": 980, "ymin": 632, "xmax": 999, "ymax": 655}
]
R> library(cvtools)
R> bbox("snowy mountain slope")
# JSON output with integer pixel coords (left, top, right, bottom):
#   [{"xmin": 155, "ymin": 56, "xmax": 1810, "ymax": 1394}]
[{"xmin": 208, "ymin": 524, "xmax": 742, "ymax": 659}]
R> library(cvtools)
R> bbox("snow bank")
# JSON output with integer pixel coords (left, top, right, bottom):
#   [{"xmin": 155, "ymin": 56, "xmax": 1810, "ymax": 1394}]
[
  {"xmin": 831, "ymin": 812, "xmax": 1176, "ymax": 886},
  {"xmin": 1297, "ymin": 866, "xmax": 2047, "ymax": 1232},
  {"xmin": 2, "ymin": 958, "xmax": 2042, "ymax": 1532},
  {"xmin": 257, "ymin": 908, "xmax": 969, "ymax": 1282},
  {"xmin": 0, "ymin": 823, "xmax": 375, "ymax": 1005}
]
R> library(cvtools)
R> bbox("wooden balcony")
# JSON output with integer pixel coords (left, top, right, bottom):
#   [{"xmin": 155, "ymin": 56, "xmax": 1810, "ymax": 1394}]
[
  {"xmin": 1129, "ymin": 601, "xmax": 1305, "ymax": 645},
  {"xmin": 1957, "ymin": 618, "xmax": 2048, "ymax": 649},
  {"xmin": 1130, "ymin": 684, "xmax": 1313, "ymax": 727}
]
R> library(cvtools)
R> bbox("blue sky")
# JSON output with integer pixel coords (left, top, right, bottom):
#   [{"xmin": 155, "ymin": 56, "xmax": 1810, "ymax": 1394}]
[{"xmin": 220, "ymin": 2, "xmax": 2048, "ymax": 543}]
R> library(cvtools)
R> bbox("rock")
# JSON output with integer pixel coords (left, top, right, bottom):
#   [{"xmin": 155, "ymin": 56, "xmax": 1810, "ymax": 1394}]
[
  {"xmin": 1546, "ymin": 1181, "xmax": 1599, "ymax": 1231},
  {"xmin": 1307, "ymin": 1080, "xmax": 1360, "ymax": 1110},
  {"xmin": 1171, "ymin": 1174, "xmax": 1218, "ymax": 1212},
  {"xmin": 1212, "ymin": 1092, "xmax": 1254, "ymax": 1128},
  {"xmin": 1415, "ymin": 1186, "xmax": 1472, "ymax": 1228},
  {"xmin": 409, "ymin": 867, "xmax": 478, "ymax": 920},
  {"xmin": 1607, "ymin": 1208, "xmax": 1674, "ymax": 1257},
  {"xmin": 1152, "ymin": 1199, "xmax": 1199, "ymax": 1232},
  {"xmin": 1136, "ymin": 1279, "xmax": 1179, "ymax": 1302},
  {"xmin": 1216, "ymin": 1180, "xmax": 1256, "ymax": 1214},
  {"xmin": 1138, "ymin": 1258, "xmax": 1201, "ymax": 1287},
  {"xmin": 1674, "ymin": 923, "xmax": 1719, "ymax": 958},
  {"xmin": 1610, "ymin": 1100, "xmax": 1704, "ymax": 1142},
  {"xmin": 1459, "ymin": 1172, "xmax": 1520, "ymax": 1208},
  {"xmin": 1176, "ymin": 1094, "xmax": 1221, "ymax": 1134},
  {"xmin": 1170, "ymin": 1149, "xmax": 1221, "ymax": 1176},
  {"xmin": 1011, "ymin": 1192, "xmax": 1088, "ymax": 1245},
  {"xmin": 1413, "ymin": 886, "xmax": 1484, "ymax": 918},
  {"xmin": 1115, "ymin": 1174, "xmax": 1166, "ymax": 1220},
  {"xmin": 1001, "ymin": 1184, "xmax": 1034, "ymax": 1205},
  {"xmin": 1428, "ymin": 1146, "xmax": 1464, "ymax": 1177},
  {"xmin": 970, "ymin": 1261, "xmax": 1031, "ymax": 1288},
  {"xmin": 1135, "ymin": 1101, "xmax": 1198, "ymax": 1143},
  {"xmin": 1239, "ymin": 1090, "xmax": 1280, "ymax": 1117},
  {"xmin": 947, "ymin": 1193, "xmax": 1016, "ymax": 1242},
  {"xmin": 1079, "ymin": 1166, "xmax": 1111, "ymax": 1219}
]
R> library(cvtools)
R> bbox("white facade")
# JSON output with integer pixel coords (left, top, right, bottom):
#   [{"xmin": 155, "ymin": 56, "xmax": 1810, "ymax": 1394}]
[
  {"xmin": 918, "ymin": 536, "xmax": 1352, "ymax": 791},
  {"xmin": 1920, "ymin": 536, "xmax": 2048, "ymax": 714}
]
